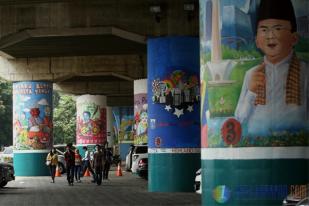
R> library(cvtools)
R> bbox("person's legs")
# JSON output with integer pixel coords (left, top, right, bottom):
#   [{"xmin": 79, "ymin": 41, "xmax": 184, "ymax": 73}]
[
  {"xmin": 74, "ymin": 165, "xmax": 78, "ymax": 181},
  {"xmin": 95, "ymin": 167, "xmax": 102, "ymax": 185},
  {"xmin": 70, "ymin": 166, "xmax": 75, "ymax": 185},
  {"xmin": 105, "ymin": 162, "xmax": 110, "ymax": 180},
  {"xmin": 49, "ymin": 165, "xmax": 54, "ymax": 182},
  {"xmin": 66, "ymin": 165, "xmax": 71, "ymax": 185},
  {"xmin": 86, "ymin": 161, "xmax": 96, "ymax": 182},
  {"xmin": 76, "ymin": 165, "xmax": 81, "ymax": 182},
  {"xmin": 103, "ymin": 162, "xmax": 108, "ymax": 179},
  {"xmin": 87, "ymin": 162, "xmax": 95, "ymax": 175},
  {"xmin": 82, "ymin": 160, "xmax": 87, "ymax": 175},
  {"xmin": 51, "ymin": 165, "xmax": 56, "ymax": 182}
]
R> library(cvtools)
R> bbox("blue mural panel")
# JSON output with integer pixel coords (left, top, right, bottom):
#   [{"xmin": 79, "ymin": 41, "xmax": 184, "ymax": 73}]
[
  {"xmin": 112, "ymin": 107, "xmax": 134, "ymax": 143},
  {"xmin": 148, "ymin": 37, "xmax": 200, "ymax": 149}
]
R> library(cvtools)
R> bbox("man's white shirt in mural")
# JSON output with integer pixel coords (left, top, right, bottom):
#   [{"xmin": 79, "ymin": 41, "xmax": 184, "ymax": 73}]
[{"xmin": 235, "ymin": 52, "xmax": 309, "ymax": 136}]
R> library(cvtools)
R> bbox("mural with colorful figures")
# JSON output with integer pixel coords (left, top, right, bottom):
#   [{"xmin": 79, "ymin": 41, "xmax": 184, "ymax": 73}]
[
  {"xmin": 76, "ymin": 97, "xmax": 106, "ymax": 145},
  {"xmin": 151, "ymin": 70, "xmax": 200, "ymax": 116},
  {"xmin": 112, "ymin": 107, "xmax": 134, "ymax": 143},
  {"xmin": 200, "ymin": 0, "xmax": 309, "ymax": 148},
  {"xmin": 13, "ymin": 82, "xmax": 53, "ymax": 150},
  {"xmin": 134, "ymin": 93, "xmax": 148, "ymax": 145}
]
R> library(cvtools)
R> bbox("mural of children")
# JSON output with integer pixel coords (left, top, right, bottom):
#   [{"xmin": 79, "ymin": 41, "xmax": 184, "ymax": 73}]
[{"xmin": 235, "ymin": 0, "xmax": 308, "ymax": 136}]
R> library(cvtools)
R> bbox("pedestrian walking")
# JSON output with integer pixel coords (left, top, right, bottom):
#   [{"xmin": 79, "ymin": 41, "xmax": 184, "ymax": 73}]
[
  {"xmin": 74, "ymin": 149, "xmax": 82, "ymax": 183},
  {"xmin": 93, "ymin": 144, "xmax": 105, "ymax": 185},
  {"xmin": 82, "ymin": 146, "xmax": 95, "ymax": 182},
  {"xmin": 64, "ymin": 143, "xmax": 75, "ymax": 186},
  {"xmin": 46, "ymin": 147, "xmax": 58, "ymax": 183}
]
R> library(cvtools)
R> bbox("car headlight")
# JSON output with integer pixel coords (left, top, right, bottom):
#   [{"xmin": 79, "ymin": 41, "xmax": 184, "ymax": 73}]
[{"xmin": 133, "ymin": 155, "xmax": 139, "ymax": 161}]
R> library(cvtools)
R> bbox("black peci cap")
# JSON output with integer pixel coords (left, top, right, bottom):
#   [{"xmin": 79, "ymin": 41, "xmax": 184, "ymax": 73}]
[{"xmin": 257, "ymin": 0, "xmax": 297, "ymax": 32}]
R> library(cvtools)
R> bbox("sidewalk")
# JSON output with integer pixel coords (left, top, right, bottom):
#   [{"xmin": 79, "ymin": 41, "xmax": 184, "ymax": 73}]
[{"xmin": 0, "ymin": 168, "xmax": 201, "ymax": 206}]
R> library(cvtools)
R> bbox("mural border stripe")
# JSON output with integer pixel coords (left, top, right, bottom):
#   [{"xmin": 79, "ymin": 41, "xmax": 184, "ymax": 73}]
[{"xmin": 201, "ymin": 147, "xmax": 309, "ymax": 160}]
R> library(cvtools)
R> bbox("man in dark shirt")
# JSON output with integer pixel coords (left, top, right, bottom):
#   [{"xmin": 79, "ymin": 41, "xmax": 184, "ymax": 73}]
[
  {"xmin": 64, "ymin": 143, "xmax": 75, "ymax": 186},
  {"xmin": 93, "ymin": 144, "xmax": 105, "ymax": 185}
]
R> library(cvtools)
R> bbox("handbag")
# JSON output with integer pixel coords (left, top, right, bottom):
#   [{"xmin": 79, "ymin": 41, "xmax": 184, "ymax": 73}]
[{"xmin": 46, "ymin": 160, "xmax": 51, "ymax": 166}]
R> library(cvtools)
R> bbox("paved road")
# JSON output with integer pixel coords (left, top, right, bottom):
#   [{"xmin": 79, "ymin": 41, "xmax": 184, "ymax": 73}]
[{"xmin": 0, "ymin": 169, "xmax": 201, "ymax": 206}]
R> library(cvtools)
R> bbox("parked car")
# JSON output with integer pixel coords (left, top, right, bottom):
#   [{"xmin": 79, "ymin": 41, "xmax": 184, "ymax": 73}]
[
  {"xmin": 56, "ymin": 151, "xmax": 66, "ymax": 174},
  {"xmin": 131, "ymin": 145, "xmax": 148, "ymax": 174},
  {"xmin": 282, "ymin": 187, "xmax": 309, "ymax": 206},
  {"xmin": 125, "ymin": 145, "xmax": 135, "ymax": 171},
  {"xmin": 0, "ymin": 146, "xmax": 14, "ymax": 164},
  {"xmin": 296, "ymin": 198, "xmax": 309, "ymax": 206},
  {"xmin": 194, "ymin": 168, "xmax": 201, "ymax": 194},
  {"xmin": 136, "ymin": 158, "xmax": 148, "ymax": 179},
  {"xmin": 0, "ymin": 162, "xmax": 15, "ymax": 187}
]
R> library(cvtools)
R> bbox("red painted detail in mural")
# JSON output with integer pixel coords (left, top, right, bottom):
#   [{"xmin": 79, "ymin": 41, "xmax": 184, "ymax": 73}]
[{"xmin": 221, "ymin": 118, "xmax": 242, "ymax": 146}]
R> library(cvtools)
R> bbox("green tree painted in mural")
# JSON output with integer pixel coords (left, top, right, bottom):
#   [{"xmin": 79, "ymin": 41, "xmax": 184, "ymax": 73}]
[
  {"xmin": 53, "ymin": 92, "xmax": 76, "ymax": 145},
  {"xmin": 0, "ymin": 79, "xmax": 12, "ymax": 146}
]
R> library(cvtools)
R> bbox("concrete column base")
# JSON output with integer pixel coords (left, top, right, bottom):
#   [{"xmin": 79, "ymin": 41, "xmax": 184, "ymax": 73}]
[
  {"xmin": 148, "ymin": 153, "xmax": 200, "ymax": 192},
  {"xmin": 14, "ymin": 150, "xmax": 49, "ymax": 176}
]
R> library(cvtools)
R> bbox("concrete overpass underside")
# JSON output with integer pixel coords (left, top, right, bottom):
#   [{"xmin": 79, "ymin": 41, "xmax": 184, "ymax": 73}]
[{"xmin": 0, "ymin": 0, "xmax": 198, "ymax": 106}]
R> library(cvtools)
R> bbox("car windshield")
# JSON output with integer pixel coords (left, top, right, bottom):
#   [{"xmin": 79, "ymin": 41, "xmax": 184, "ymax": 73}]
[
  {"xmin": 135, "ymin": 146, "xmax": 147, "ymax": 153},
  {"xmin": 3, "ymin": 147, "xmax": 13, "ymax": 154}
]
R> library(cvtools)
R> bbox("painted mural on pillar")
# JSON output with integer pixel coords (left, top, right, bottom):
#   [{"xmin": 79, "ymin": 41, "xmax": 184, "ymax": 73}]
[
  {"xmin": 112, "ymin": 107, "xmax": 134, "ymax": 143},
  {"xmin": 151, "ymin": 70, "xmax": 200, "ymax": 118},
  {"xmin": 200, "ymin": 0, "xmax": 309, "ymax": 148},
  {"xmin": 13, "ymin": 82, "xmax": 53, "ymax": 150},
  {"xmin": 76, "ymin": 102, "xmax": 106, "ymax": 145},
  {"xmin": 147, "ymin": 37, "xmax": 200, "ymax": 149},
  {"xmin": 133, "ymin": 94, "xmax": 148, "ymax": 145}
]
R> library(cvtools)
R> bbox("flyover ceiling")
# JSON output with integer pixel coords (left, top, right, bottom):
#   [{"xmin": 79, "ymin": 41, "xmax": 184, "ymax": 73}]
[
  {"xmin": 0, "ymin": 27, "xmax": 146, "ymax": 58},
  {"xmin": 0, "ymin": 0, "xmax": 198, "ymax": 105}
]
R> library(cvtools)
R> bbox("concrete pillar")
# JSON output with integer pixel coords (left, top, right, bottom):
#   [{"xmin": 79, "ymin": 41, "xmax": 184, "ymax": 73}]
[
  {"xmin": 133, "ymin": 79, "xmax": 148, "ymax": 145},
  {"xmin": 200, "ymin": 0, "xmax": 309, "ymax": 205},
  {"xmin": 76, "ymin": 95, "xmax": 107, "ymax": 152},
  {"xmin": 13, "ymin": 81, "xmax": 53, "ymax": 176},
  {"xmin": 148, "ymin": 36, "xmax": 201, "ymax": 192},
  {"xmin": 106, "ymin": 106, "xmax": 114, "ymax": 148}
]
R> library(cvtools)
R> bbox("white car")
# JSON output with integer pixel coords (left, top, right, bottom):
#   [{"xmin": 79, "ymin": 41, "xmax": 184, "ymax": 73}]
[
  {"xmin": 0, "ymin": 146, "xmax": 14, "ymax": 164},
  {"xmin": 125, "ymin": 145, "xmax": 135, "ymax": 171},
  {"xmin": 194, "ymin": 168, "xmax": 202, "ymax": 194},
  {"xmin": 130, "ymin": 145, "xmax": 148, "ymax": 174}
]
